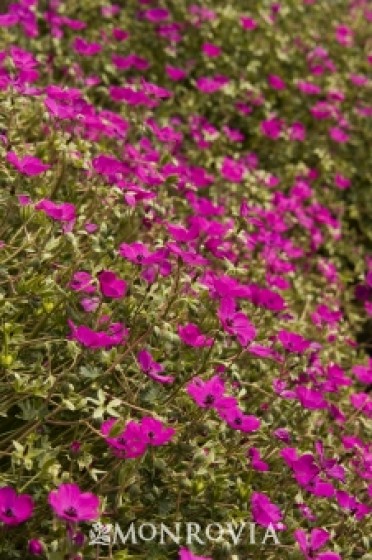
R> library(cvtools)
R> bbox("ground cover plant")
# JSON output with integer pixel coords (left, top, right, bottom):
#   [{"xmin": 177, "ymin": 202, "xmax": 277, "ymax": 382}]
[{"xmin": 0, "ymin": 0, "xmax": 371, "ymax": 559}]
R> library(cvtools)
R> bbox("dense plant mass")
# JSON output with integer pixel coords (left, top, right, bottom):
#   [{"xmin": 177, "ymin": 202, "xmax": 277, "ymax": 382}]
[{"xmin": 0, "ymin": 0, "xmax": 371, "ymax": 559}]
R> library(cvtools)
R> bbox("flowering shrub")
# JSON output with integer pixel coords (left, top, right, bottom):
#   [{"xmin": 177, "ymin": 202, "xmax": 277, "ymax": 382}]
[{"xmin": 0, "ymin": 0, "xmax": 371, "ymax": 559}]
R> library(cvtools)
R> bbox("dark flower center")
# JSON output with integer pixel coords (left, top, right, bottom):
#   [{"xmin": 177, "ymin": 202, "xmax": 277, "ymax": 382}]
[
  {"xmin": 148, "ymin": 431, "xmax": 154, "ymax": 439},
  {"xmin": 4, "ymin": 508, "xmax": 14, "ymax": 517},
  {"xmin": 136, "ymin": 255, "xmax": 143, "ymax": 262},
  {"xmin": 204, "ymin": 394, "xmax": 215, "ymax": 405},
  {"xmin": 234, "ymin": 417, "xmax": 242, "ymax": 426},
  {"xmin": 64, "ymin": 506, "xmax": 78, "ymax": 518},
  {"xmin": 117, "ymin": 437, "xmax": 126, "ymax": 445}
]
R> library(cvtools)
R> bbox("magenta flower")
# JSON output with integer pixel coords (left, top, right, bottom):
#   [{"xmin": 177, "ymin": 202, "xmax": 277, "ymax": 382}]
[
  {"xmin": 119, "ymin": 242, "xmax": 151, "ymax": 264},
  {"xmin": 314, "ymin": 441, "xmax": 345, "ymax": 482},
  {"xmin": 48, "ymin": 483, "xmax": 99, "ymax": 522},
  {"xmin": 248, "ymin": 448, "xmax": 269, "ymax": 471},
  {"xmin": 113, "ymin": 28, "xmax": 129, "ymax": 41},
  {"xmin": 144, "ymin": 8, "xmax": 169, "ymax": 22},
  {"xmin": 268, "ymin": 74, "xmax": 286, "ymax": 90},
  {"xmin": 290, "ymin": 122, "xmax": 306, "ymax": 141},
  {"xmin": 165, "ymin": 65, "xmax": 187, "ymax": 81},
  {"xmin": 80, "ymin": 297, "xmax": 100, "ymax": 313},
  {"xmin": 334, "ymin": 173, "xmax": 351, "ymax": 190},
  {"xmin": 178, "ymin": 323, "xmax": 213, "ymax": 347},
  {"xmin": 35, "ymin": 199, "xmax": 76, "ymax": 223},
  {"xmin": 273, "ymin": 428, "xmax": 291, "ymax": 443},
  {"xmin": 260, "ymin": 117, "xmax": 283, "ymax": 139},
  {"xmin": 7, "ymin": 151, "xmax": 50, "ymax": 176},
  {"xmin": 251, "ymin": 492, "xmax": 285, "ymax": 530},
  {"xmin": 296, "ymin": 386, "xmax": 327, "ymax": 410},
  {"xmin": 98, "ymin": 270, "xmax": 127, "ymax": 299},
  {"xmin": 196, "ymin": 75, "xmax": 229, "ymax": 93},
  {"xmin": 352, "ymin": 361, "xmax": 372, "ymax": 384},
  {"xmin": 294, "ymin": 528, "xmax": 341, "ymax": 560},
  {"xmin": 221, "ymin": 157, "xmax": 245, "ymax": 182},
  {"xmin": 0, "ymin": 487, "xmax": 34, "ymax": 526},
  {"xmin": 68, "ymin": 320, "xmax": 128, "ymax": 349},
  {"xmin": 101, "ymin": 418, "xmax": 147, "ymax": 459},
  {"xmin": 69, "ymin": 271, "xmax": 96, "ymax": 294},
  {"xmin": 336, "ymin": 490, "xmax": 371, "ymax": 520},
  {"xmin": 329, "ymin": 127, "xmax": 349, "ymax": 143},
  {"xmin": 179, "ymin": 547, "xmax": 212, "ymax": 560},
  {"xmin": 218, "ymin": 298, "xmax": 256, "ymax": 346},
  {"xmin": 140, "ymin": 417, "xmax": 175, "ymax": 446},
  {"xmin": 218, "ymin": 405, "xmax": 260, "ymax": 433},
  {"xmin": 73, "ymin": 37, "xmax": 102, "ymax": 56},
  {"xmin": 202, "ymin": 43, "xmax": 221, "ymax": 57},
  {"xmin": 187, "ymin": 375, "xmax": 232, "ymax": 409},
  {"xmin": 137, "ymin": 350, "xmax": 174, "ymax": 384},
  {"xmin": 28, "ymin": 539, "xmax": 44, "ymax": 555},
  {"xmin": 248, "ymin": 344, "xmax": 283, "ymax": 363},
  {"xmin": 277, "ymin": 330, "xmax": 311, "ymax": 353},
  {"xmin": 240, "ymin": 16, "xmax": 258, "ymax": 30}
]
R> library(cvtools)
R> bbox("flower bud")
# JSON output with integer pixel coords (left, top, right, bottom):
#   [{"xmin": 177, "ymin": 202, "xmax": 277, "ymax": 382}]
[{"xmin": 28, "ymin": 539, "xmax": 44, "ymax": 555}]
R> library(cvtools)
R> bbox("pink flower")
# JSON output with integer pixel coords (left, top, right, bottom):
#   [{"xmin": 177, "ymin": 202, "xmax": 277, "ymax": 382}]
[
  {"xmin": 68, "ymin": 320, "xmax": 128, "ymax": 349},
  {"xmin": 178, "ymin": 323, "xmax": 213, "ymax": 347},
  {"xmin": 101, "ymin": 418, "xmax": 147, "ymax": 459},
  {"xmin": 295, "ymin": 528, "xmax": 341, "ymax": 560},
  {"xmin": 0, "ymin": 487, "xmax": 34, "ymax": 526},
  {"xmin": 7, "ymin": 151, "xmax": 50, "ymax": 176},
  {"xmin": 334, "ymin": 174, "xmax": 350, "ymax": 190},
  {"xmin": 48, "ymin": 483, "xmax": 99, "ymax": 522},
  {"xmin": 137, "ymin": 350, "xmax": 174, "ymax": 384},
  {"xmin": 166, "ymin": 65, "xmax": 187, "ymax": 81},
  {"xmin": 80, "ymin": 297, "xmax": 100, "ymax": 313},
  {"xmin": 221, "ymin": 157, "xmax": 244, "ymax": 182},
  {"xmin": 144, "ymin": 8, "xmax": 169, "ymax": 22},
  {"xmin": 28, "ymin": 539, "xmax": 44, "ymax": 555},
  {"xmin": 101, "ymin": 417, "xmax": 174, "ymax": 457},
  {"xmin": 196, "ymin": 75, "xmax": 229, "ymax": 93},
  {"xmin": 274, "ymin": 428, "xmax": 291, "ymax": 443},
  {"xmin": 187, "ymin": 376, "xmax": 232, "ymax": 409},
  {"xmin": 69, "ymin": 272, "xmax": 96, "ymax": 294},
  {"xmin": 218, "ymin": 298, "xmax": 256, "ymax": 346},
  {"xmin": 352, "ymin": 361, "xmax": 372, "ymax": 384},
  {"xmin": 202, "ymin": 43, "xmax": 221, "ymax": 57},
  {"xmin": 73, "ymin": 37, "xmax": 102, "ymax": 56},
  {"xmin": 296, "ymin": 386, "xmax": 327, "ymax": 410},
  {"xmin": 329, "ymin": 127, "xmax": 349, "ymax": 143},
  {"xmin": 218, "ymin": 405, "xmax": 260, "ymax": 433},
  {"xmin": 268, "ymin": 74, "xmax": 286, "ymax": 90},
  {"xmin": 35, "ymin": 199, "xmax": 76, "ymax": 223},
  {"xmin": 297, "ymin": 81, "xmax": 321, "ymax": 95},
  {"xmin": 248, "ymin": 448, "xmax": 269, "ymax": 471},
  {"xmin": 140, "ymin": 417, "xmax": 175, "ymax": 446},
  {"xmin": 251, "ymin": 492, "xmax": 285, "ymax": 530},
  {"xmin": 113, "ymin": 28, "xmax": 129, "ymax": 41},
  {"xmin": 101, "ymin": 4, "xmax": 120, "ymax": 17},
  {"xmin": 179, "ymin": 547, "xmax": 212, "ymax": 560},
  {"xmin": 260, "ymin": 117, "xmax": 283, "ymax": 139},
  {"xmin": 119, "ymin": 242, "xmax": 151, "ymax": 264},
  {"xmin": 277, "ymin": 330, "xmax": 311, "ymax": 353},
  {"xmin": 335, "ymin": 24, "xmax": 353, "ymax": 47},
  {"xmin": 290, "ymin": 122, "xmax": 306, "ymax": 141},
  {"xmin": 240, "ymin": 16, "xmax": 257, "ymax": 30},
  {"xmin": 98, "ymin": 270, "xmax": 127, "ymax": 299}
]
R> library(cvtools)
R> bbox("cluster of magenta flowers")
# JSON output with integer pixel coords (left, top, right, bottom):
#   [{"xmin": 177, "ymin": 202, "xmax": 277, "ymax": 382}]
[
  {"xmin": 0, "ymin": 483, "xmax": 99, "ymax": 526},
  {"xmin": 0, "ymin": 0, "xmax": 371, "ymax": 558},
  {"xmin": 101, "ymin": 416, "xmax": 175, "ymax": 459}
]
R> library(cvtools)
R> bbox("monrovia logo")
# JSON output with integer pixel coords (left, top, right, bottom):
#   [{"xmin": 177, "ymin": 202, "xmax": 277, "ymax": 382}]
[{"xmin": 88, "ymin": 521, "xmax": 280, "ymax": 547}]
